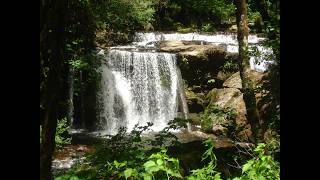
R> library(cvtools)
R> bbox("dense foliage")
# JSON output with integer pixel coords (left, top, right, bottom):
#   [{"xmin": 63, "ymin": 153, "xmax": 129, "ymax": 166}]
[
  {"xmin": 55, "ymin": 118, "xmax": 72, "ymax": 149},
  {"xmin": 40, "ymin": 118, "xmax": 71, "ymax": 150},
  {"xmin": 200, "ymin": 104, "xmax": 237, "ymax": 133},
  {"xmin": 93, "ymin": 0, "xmax": 155, "ymax": 46},
  {"xmin": 233, "ymin": 143, "xmax": 280, "ymax": 180},
  {"xmin": 54, "ymin": 125, "xmax": 279, "ymax": 179}
]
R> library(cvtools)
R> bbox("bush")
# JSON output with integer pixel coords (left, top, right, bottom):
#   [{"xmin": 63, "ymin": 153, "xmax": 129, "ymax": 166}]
[
  {"xmin": 55, "ymin": 118, "xmax": 71, "ymax": 149},
  {"xmin": 40, "ymin": 117, "xmax": 71, "ymax": 150},
  {"xmin": 187, "ymin": 139, "xmax": 222, "ymax": 180},
  {"xmin": 221, "ymin": 59, "xmax": 239, "ymax": 73},
  {"xmin": 233, "ymin": 143, "xmax": 280, "ymax": 180},
  {"xmin": 93, "ymin": 0, "xmax": 155, "ymax": 45},
  {"xmin": 200, "ymin": 104, "xmax": 236, "ymax": 132}
]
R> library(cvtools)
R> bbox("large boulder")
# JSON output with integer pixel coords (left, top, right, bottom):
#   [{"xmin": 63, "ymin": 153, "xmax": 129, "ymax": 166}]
[
  {"xmin": 223, "ymin": 72, "xmax": 242, "ymax": 89},
  {"xmin": 222, "ymin": 70, "xmax": 266, "ymax": 90},
  {"xmin": 207, "ymin": 88, "xmax": 253, "ymax": 141}
]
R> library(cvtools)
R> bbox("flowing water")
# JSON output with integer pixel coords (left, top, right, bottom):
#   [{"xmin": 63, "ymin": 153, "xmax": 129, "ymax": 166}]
[
  {"xmin": 134, "ymin": 32, "xmax": 274, "ymax": 72},
  {"xmin": 98, "ymin": 50, "xmax": 180, "ymax": 135}
]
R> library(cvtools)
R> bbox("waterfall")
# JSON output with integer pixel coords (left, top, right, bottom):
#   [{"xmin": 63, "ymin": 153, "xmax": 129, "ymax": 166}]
[
  {"xmin": 69, "ymin": 32, "xmax": 274, "ymax": 135},
  {"xmin": 99, "ymin": 50, "xmax": 179, "ymax": 135},
  {"xmin": 134, "ymin": 32, "xmax": 274, "ymax": 72}
]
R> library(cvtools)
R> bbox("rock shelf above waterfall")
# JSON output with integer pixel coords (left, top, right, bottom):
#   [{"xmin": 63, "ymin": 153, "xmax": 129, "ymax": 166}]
[{"xmin": 159, "ymin": 40, "xmax": 231, "ymax": 59}]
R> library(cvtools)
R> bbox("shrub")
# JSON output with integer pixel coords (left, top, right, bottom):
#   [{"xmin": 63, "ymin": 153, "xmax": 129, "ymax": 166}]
[
  {"xmin": 200, "ymin": 104, "xmax": 236, "ymax": 132},
  {"xmin": 55, "ymin": 118, "xmax": 71, "ymax": 149},
  {"xmin": 233, "ymin": 143, "xmax": 280, "ymax": 180},
  {"xmin": 40, "ymin": 117, "xmax": 71, "ymax": 150},
  {"xmin": 187, "ymin": 139, "xmax": 222, "ymax": 180}
]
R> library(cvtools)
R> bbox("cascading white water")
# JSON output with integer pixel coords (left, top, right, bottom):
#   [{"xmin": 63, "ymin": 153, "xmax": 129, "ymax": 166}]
[
  {"xmin": 134, "ymin": 32, "xmax": 273, "ymax": 72},
  {"xmin": 134, "ymin": 32, "xmax": 264, "ymax": 46},
  {"xmin": 99, "ymin": 50, "xmax": 179, "ymax": 135}
]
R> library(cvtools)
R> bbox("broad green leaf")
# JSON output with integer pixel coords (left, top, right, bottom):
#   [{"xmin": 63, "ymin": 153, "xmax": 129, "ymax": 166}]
[
  {"xmin": 124, "ymin": 168, "xmax": 133, "ymax": 179},
  {"xmin": 148, "ymin": 166, "xmax": 160, "ymax": 172},
  {"xmin": 156, "ymin": 159, "xmax": 163, "ymax": 166},
  {"xmin": 187, "ymin": 176, "xmax": 196, "ymax": 180},
  {"xmin": 142, "ymin": 173, "xmax": 152, "ymax": 180},
  {"xmin": 242, "ymin": 161, "xmax": 253, "ymax": 173},
  {"xmin": 214, "ymin": 173, "xmax": 221, "ymax": 180},
  {"xmin": 144, "ymin": 160, "xmax": 156, "ymax": 169}
]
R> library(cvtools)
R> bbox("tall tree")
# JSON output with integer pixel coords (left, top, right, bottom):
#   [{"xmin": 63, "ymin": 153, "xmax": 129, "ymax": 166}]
[
  {"xmin": 233, "ymin": 0, "xmax": 261, "ymax": 142},
  {"xmin": 40, "ymin": 0, "xmax": 66, "ymax": 179}
]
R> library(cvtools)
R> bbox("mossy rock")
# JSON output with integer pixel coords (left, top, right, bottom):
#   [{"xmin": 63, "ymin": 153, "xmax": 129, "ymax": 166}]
[{"xmin": 185, "ymin": 88, "xmax": 207, "ymax": 113}]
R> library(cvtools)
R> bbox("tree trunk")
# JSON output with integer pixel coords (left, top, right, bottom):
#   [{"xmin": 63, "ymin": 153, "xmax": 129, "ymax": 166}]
[
  {"xmin": 79, "ymin": 70, "xmax": 85, "ymax": 128},
  {"xmin": 40, "ymin": 0, "xmax": 66, "ymax": 179},
  {"xmin": 234, "ymin": 0, "xmax": 261, "ymax": 142}
]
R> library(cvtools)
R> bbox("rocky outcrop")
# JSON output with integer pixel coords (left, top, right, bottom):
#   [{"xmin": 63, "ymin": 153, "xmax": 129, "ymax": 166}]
[
  {"xmin": 185, "ymin": 88, "xmax": 206, "ymax": 113},
  {"xmin": 159, "ymin": 40, "xmax": 227, "ymax": 59},
  {"xmin": 158, "ymin": 40, "xmax": 266, "ymax": 142},
  {"xmin": 159, "ymin": 40, "xmax": 238, "ymax": 89},
  {"xmin": 222, "ymin": 70, "xmax": 266, "ymax": 89},
  {"xmin": 223, "ymin": 72, "xmax": 242, "ymax": 89},
  {"xmin": 216, "ymin": 71, "xmax": 233, "ymax": 82},
  {"xmin": 208, "ymin": 88, "xmax": 253, "ymax": 141}
]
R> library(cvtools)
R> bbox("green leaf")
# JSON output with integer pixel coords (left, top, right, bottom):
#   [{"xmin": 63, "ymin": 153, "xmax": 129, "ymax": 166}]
[
  {"xmin": 214, "ymin": 173, "xmax": 221, "ymax": 180},
  {"xmin": 208, "ymin": 79, "xmax": 215, "ymax": 84},
  {"xmin": 143, "ymin": 160, "xmax": 156, "ymax": 169},
  {"xmin": 242, "ymin": 160, "xmax": 253, "ymax": 173},
  {"xmin": 142, "ymin": 173, "xmax": 152, "ymax": 180},
  {"xmin": 156, "ymin": 159, "xmax": 163, "ymax": 166},
  {"xmin": 187, "ymin": 176, "xmax": 196, "ymax": 180},
  {"xmin": 124, "ymin": 168, "xmax": 133, "ymax": 179},
  {"xmin": 70, "ymin": 176, "xmax": 80, "ymax": 180}
]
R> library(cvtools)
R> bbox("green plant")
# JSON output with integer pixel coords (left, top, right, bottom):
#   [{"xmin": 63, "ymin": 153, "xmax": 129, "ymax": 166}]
[
  {"xmin": 201, "ymin": 23, "xmax": 216, "ymax": 33},
  {"xmin": 221, "ymin": 60, "xmax": 239, "ymax": 73},
  {"xmin": 151, "ymin": 118, "xmax": 189, "ymax": 147},
  {"xmin": 233, "ymin": 143, "xmax": 280, "ymax": 180},
  {"xmin": 105, "ymin": 148, "xmax": 182, "ymax": 180},
  {"xmin": 207, "ymin": 79, "xmax": 216, "ymax": 85},
  {"xmin": 187, "ymin": 139, "xmax": 221, "ymax": 180},
  {"xmin": 191, "ymin": 0, "xmax": 235, "ymax": 23},
  {"xmin": 55, "ymin": 174, "xmax": 81, "ymax": 180},
  {"xmin": 200, "ymin": 104, "xmax": 236, "ymax": 132},
  {"xmin": 55, "ymin": 117, "xmax": 71, "ymax": 149}
]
